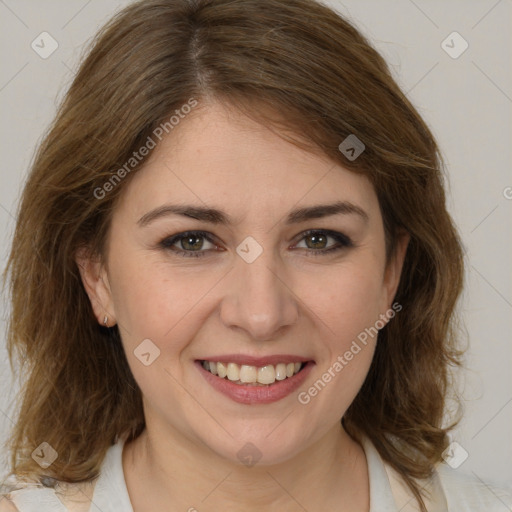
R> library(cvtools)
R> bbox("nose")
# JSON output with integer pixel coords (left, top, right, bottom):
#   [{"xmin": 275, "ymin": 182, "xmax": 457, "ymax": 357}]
[{"xmin": 219, "ymin": 247, "xmax": 299, "ymax": 341}]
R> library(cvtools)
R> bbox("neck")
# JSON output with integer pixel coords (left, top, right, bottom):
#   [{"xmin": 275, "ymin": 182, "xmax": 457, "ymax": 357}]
[{"xmin": 123, "ymin": 419, "xmax": 369, "ymax": 511}]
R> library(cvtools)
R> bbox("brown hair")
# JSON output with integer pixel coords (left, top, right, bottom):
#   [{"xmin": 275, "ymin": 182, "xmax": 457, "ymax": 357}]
[{"xmin": 2, "ymin": 0, "xmax": 464, "ymax": 509}]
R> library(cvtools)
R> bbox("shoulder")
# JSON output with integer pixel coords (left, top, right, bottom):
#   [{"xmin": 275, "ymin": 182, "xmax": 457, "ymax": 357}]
[
  {"xmin": 0, "ymin": 441, "xmax": 124, "ymax": 512},
  {"xmin": 0, "ymin": 477, "xmax": 44, "ymax": 512},
  {"xmin": 383, "ymin": 455, "xmax": 512, "ymax": 512},
  {"xmin": 1, "ymin": 475, "xmax": 96, "ymax": 512},
  {"xmin": 0, "ymin": 476, "xmax": 30, "ymax": 512},
  {"xmin": 0, "ymin": 497, "xmax": 19, "ymax": 512},
  {"xmin": 435, "ymin": 463, "xmax": 512, "ymax": 511}
]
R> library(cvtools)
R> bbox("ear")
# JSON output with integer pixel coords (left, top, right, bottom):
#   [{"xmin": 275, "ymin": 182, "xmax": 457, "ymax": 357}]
[
  {"xmin": 382, "ymin": 230, "xmax": 410, "ymax": 309},
  {"xmin": 75, "ymin": 247, "xmax": 116, "ymax": 327}
]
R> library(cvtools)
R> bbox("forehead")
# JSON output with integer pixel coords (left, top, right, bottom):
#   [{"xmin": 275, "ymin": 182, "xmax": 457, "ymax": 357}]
[{"xmin": 117, "ymin": 102, "xmax": 379, "ymax": 222}]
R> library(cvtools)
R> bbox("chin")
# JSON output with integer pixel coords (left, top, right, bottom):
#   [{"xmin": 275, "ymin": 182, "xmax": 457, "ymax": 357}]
[{"xmin": 198, "ymin": 422, "xmax": 313, "ymax": 467}]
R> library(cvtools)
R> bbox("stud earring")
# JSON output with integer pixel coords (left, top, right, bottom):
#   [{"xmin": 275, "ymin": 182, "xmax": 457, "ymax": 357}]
[{"xmin": 103, "ymin": 315, "xmax": 108, "ymax": 326}]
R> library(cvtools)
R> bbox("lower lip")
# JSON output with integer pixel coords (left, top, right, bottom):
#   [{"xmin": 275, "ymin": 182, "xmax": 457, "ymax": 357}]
[{"xmin": 196, "ymin": 361, "xmax": 315, "ymax": 405}]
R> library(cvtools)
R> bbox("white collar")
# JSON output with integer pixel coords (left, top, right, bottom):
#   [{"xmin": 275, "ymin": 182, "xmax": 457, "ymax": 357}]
[{"xmin": 360, "ymin": 436, "xmax": 404, "ymax": 511}]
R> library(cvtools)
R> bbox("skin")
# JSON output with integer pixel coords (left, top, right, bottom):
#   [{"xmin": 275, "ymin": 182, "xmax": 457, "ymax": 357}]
[{"xmin": 78, "ymin": 101, "xmax": 408, "ymax": 511}]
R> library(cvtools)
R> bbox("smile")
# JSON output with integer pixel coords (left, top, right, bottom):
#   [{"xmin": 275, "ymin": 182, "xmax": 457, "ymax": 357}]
[
  {"xmin": 196, "ymin": 357, "xmax": 314, "ymax": 404},
  {"xmin": 201, "ymin": 360, "xmax": 304, "ymax": 385}
]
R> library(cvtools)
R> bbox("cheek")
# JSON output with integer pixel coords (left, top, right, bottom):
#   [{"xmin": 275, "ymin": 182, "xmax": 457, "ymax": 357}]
[
  {"xmin": 108, "ymin": 251, "xmax": 224, "ymax": 375},
  {"xmin": 302, "ymin": 262, "xmax": 386, "ymax": 345},
  {"xmin": 294, "ymin": 266, "xmax": 384, "ymax": 425},
  {"xmin": 107, "ymin": 257, "xmax": 207, "ymax": 415}
]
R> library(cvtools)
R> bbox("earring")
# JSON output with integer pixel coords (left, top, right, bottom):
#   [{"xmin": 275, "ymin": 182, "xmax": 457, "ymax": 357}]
[{"xmin": 103, "ymin": 315, "xmax": 109, "ymax": 326}]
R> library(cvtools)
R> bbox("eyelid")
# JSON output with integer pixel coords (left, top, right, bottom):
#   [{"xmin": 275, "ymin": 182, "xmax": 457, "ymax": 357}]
[
  {"xmin": 159, "ymin": 230, "xmax": 219, "ymax": 253},
  {"xmin": 291, "ymin": 229, "xmax": 354, "ymax": 256},
  {"xmin": 159, "ymin": 228, "xmax": 354, "ymax": 258}
]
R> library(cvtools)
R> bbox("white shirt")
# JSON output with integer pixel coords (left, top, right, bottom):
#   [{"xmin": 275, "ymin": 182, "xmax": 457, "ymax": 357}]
[{"xmin": 2, "ymin": 437, "xmax": 511, "ymax": 511}]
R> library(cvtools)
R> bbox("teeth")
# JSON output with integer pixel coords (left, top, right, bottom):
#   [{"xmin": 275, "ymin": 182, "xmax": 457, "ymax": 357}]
[
  {"xmin": 275, "ymin": 363, "xmax": 287, "ymax": 381},
  {"xmin": 217, "ymin": 362, "xmax": 227, "ymax": 378},
  {"xmin": 240, "ymin": 365, "xmax": 257, "ymax": 383},
  {"xmin": 202, "ymin": 360, "xmax": 304, "ymax": 385},
  {"xmin": 258, "ymin": 365, "xmax": 275, "ymax": 385},
  {"xmin": 227, "ymin": 362, "xmax": 239, "ymax": 381}
]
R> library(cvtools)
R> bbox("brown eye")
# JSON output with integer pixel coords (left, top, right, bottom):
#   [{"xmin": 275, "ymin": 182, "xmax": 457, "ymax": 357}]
[
  {"xmin": 179, "ymin": 234, "xmax": 205, "ymax": 251},
  {"xmin": 160, "ymin": 231, "xmax": 218, "ymax": 258},
  {"xmin": 295, "ymin": 230, "xmax": 353, "ymax": 255},
  {"xmin": 304, "ymin": 232, "xmax": 329, "ymax": 250}
]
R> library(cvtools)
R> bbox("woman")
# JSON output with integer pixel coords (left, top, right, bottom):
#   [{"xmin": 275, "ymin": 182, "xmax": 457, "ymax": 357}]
[{"xmin": 1, "ymin": 0, "xmax": 510, "ymax": 510}]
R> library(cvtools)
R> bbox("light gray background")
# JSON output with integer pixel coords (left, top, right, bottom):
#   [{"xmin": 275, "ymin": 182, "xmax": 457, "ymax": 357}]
[{"xmin": 1, "ymin": 0, "xmax": 511, "ymax": 491}]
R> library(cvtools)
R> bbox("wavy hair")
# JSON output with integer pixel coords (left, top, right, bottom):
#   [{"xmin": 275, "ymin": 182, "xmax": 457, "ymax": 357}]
[{"xmin": 2, "ymin": 0, "xmax": 464, "ymax": 509}]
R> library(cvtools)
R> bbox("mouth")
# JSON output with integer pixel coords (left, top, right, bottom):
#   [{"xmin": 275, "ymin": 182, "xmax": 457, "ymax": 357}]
[
  {"xmin": 195, "ymin": 356, "xmax": 315, "ymax": 404},
  {"xmin": 200, "ymin": 360, "xmax": 305, "ymax": 386}
]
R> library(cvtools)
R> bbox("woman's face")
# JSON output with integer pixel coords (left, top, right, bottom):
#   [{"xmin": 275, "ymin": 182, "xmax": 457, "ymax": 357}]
[{"xmin": 81, "ymin": 101, "xmax": 406, "ymax": 465}]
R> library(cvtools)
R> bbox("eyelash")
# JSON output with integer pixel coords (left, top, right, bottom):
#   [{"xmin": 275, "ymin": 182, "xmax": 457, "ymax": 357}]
[{"xmin": 159, "ymin": 229, "xmax": 354, "ymax": 258}]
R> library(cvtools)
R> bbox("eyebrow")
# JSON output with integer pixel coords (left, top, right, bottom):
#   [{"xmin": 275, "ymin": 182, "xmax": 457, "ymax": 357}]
[{"xmin": 137, "ymin": 200, "xmax": 369, "ymax": 227}]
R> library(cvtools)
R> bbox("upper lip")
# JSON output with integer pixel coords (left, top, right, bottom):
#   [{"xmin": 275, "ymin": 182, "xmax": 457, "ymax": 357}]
[{"xmin": 197, "ymin": 354, "xmax": 313, "ymax": 366}]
